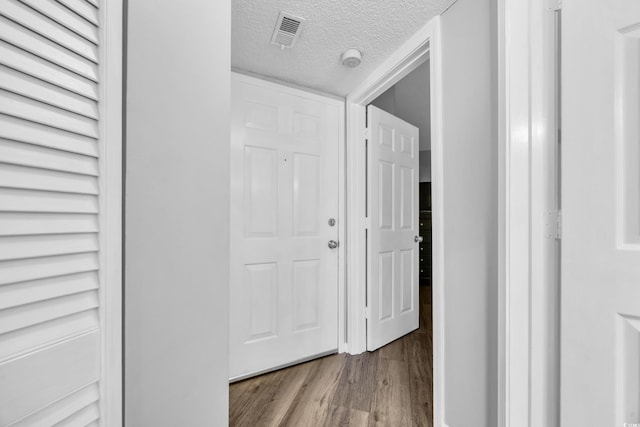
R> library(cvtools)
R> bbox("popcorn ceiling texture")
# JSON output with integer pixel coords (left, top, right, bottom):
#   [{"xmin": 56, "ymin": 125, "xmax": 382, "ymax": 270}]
[{"xmin": 232, "ymin": 0, "xmax": 457, "ymax": 96}]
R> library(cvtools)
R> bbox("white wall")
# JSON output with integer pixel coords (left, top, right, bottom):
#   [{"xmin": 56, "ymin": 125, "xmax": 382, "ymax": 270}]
[
  {"xmin": 419, "ymin": 150, "xmax": 432, "ymax": 182},
  {"xmin": 124, "ymin": 1, "xmax": 230, "ymax": 426},
  {"xmin": 371, "ymin": 62, "xmax": 432, "ymax": 182},
  {"xmin": 440, "ymin": 0, "xmax": 498, "ymax": 426},
  {"xmin": 370, "ymin": 83, "xmax": 396, "ymax": 114},
  {"xmin": 395, "ymin": 61, "xmax": 431, "ymax": 151},
  {"xmin": 371, "ymin": 61, "xmax": 431, "ymax": 151}
]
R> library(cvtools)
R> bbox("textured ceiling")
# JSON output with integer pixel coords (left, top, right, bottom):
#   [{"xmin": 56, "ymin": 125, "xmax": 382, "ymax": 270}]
[{"xmin": 232, "ymin": 0, "xmax": 456, "ymax": 97}]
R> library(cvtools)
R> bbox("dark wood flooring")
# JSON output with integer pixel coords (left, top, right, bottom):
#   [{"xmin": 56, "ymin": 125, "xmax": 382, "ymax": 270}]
[{"xmin": 229, "ymin": 285, "xmax": 433, "ymax": 427}]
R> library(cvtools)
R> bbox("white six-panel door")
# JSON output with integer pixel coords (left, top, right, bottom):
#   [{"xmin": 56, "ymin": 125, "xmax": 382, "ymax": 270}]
[
  {"xmin": 0, "ymin": 0, "xmax": 122, "ymax": 425},
  {"xmin": 367, "ymin": 105, "xmax": 420, "ymax": 351},
  {"xmin": 562, "ymin": 1, "xmax": 640, "ymax": 425},
  {"xmin": 229, "ymin": 74, "xmax": 341, "ymax": 380}
]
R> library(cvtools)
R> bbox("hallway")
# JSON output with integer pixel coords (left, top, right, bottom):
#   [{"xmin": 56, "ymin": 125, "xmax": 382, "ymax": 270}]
[{"xmin": 229, "ymin": 286, "xmax": 433, "ymax": 426}]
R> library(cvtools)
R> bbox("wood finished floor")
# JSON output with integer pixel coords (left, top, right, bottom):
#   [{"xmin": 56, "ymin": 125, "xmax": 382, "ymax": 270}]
[{"xmin": 229, "ymin": 285, "xmax": 433, "ymax": 427}]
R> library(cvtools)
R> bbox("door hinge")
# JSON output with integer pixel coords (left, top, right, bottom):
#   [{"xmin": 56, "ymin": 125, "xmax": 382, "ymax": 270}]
[
  {"xmin": 364, "ymin": 217, "xmax": 371, "ymax": 229},
  {"xmin": 545, "ymin": 0, "xmax": 561, "ymax": 11},
  {"xmin": 545, "ymin": 210, "xmax": 562, "ymax": 239},
  {"xmin": 364, "ymin": 128, "xmax": 371, "ymax": 140},
  {"xmin": 364, "ymin": 306, "xmax": 370, "ymax": 319}
]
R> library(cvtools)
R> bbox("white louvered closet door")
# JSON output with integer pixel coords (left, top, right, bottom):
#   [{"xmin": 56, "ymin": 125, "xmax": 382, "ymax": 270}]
[{"xmin": 0, "ymin": 0, "xmax": 122, "ymax": 426}]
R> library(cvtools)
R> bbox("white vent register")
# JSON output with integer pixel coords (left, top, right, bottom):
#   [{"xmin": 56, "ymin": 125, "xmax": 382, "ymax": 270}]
[{"xmin": 271, "ymin": 12, "xmax": 305, "ymax": 48}]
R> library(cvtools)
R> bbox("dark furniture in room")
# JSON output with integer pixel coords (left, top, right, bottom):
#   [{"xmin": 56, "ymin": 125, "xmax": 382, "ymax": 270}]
[{"xmin": 419, "ymin": 183, "xmax": 432, "ymax": 285}]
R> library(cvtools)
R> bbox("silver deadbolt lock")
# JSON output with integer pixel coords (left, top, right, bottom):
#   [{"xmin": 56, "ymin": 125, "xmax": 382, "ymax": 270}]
[
  {"xmin": 328, "ymin": 240, "xmax": 339, "ymax": 249},
  {"xmin": 328, "ymin": 218, "xmax": 336, "ymax": 227}
]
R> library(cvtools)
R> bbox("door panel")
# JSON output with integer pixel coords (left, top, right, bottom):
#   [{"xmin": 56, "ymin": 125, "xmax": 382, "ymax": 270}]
[
  {"xmin": 367, "ymin": 105, "xmax": 420, "ymax": 351},
  {"xmin": 230, "ymin": 74, "xmax": 341, "ymax": 380},
  {"xmin": 562, "ymin": 1, "xmax": 640, "ymax": 425}
]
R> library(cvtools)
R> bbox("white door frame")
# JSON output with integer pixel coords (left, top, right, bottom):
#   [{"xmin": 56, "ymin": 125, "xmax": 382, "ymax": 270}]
[
  {"xmin": 498, "ymin": 0, "xmax": 560, "ymax": 426},
  {"xmin": 98, "ymin": 0, "xmax": 124, "ymax": 424},
  {"xmin": 344, "ymin": 16, "xmax": 446, "ymax": 425}
]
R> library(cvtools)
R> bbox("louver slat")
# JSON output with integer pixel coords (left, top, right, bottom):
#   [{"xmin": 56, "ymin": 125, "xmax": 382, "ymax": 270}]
[
  {"xmin": 0, "ymin": 163, "xmax": 99, "ymax": 195},
  {"xmin": 0, "ymin": 41, "xmax": 98, "ymax": 100},
  {"xmin": 0, "ymin": 0, "xmax": 98, "ymax": 62},
  {"xmin": 0, "ymin": 90, "xmax": 98, "ymax": 138},
  {"xmin": 0, "ymin": 271, "xmax": 99, "ymax": 310},
  {"xmin": 0, "ymin": 65, "xmax": 99, "ymax": 119},
  {"xmin": 0, "ymin": 213, "xmax": 99, "ymax": 236},
  {"xmin": 0, "ymin": 233, "xmax": 99, "ymax": 261},
  {"xmin": 0, "ymin": 138, "xmax": 99, "ymax": 175},
  {"xmin": 0, "ymin": 188, "xmax": 99, "ymax": 213},
  {"xmin": 0, "ymin": 311, "xmax": 98, "ymax": 362},
  {"xmin": 19, "ymin": 0, "xmax": 98, "ymax": 44},
  {"xmin": 0, "ymin": 114, "xmax": 99, "ymax": 156},
  {"xmin": 0, "ymin": 16, "xmax": 98, "ymax": 81},
  {"xmin": 56, "ymin": 0, "xmax": 99, "ymax": 26}
]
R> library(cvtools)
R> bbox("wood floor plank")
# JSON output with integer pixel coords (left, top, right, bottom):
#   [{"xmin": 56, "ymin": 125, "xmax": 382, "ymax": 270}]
[
  {"xmin": 324, "ymin": 405, "xmax": 370, "ymax": 427},
  {"xmin": 406, "ymin": 330, "xmax": 433, "ymax": 426},
  {"xmin": 377, "ymin": 334, "xmax": 407, "ymax": 361},
  {"xmin": 279, "ymin": 353, "xmax": 347, "ymax": 426},
  {"xmin": 330, "ymin": 351, "xmax": 379, "ymax": 412},
  {"xmin": 230, "ymin": 361, "xmax": 312, "ymax": 427},
  {"xmin": 229, "ymin": 370, "xmax": 275, "ymax": 422},
  {"xmin": 368, "ymin": 358, "xmax": 413, "ymax": 426},
  {"xmin": 418, "ymin": 285, "xmax": 432, "ymax": 334}
]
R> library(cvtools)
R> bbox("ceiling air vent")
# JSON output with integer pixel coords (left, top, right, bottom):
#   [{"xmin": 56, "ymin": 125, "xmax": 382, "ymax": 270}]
[{"xmin": 271, "ymin": 12, "xmax": 305, "ymax": 49}]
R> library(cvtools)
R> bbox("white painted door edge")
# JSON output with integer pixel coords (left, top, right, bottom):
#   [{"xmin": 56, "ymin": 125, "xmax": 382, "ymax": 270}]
[
  {"xmin": 98, "ymin": 0, "xmax": 124, "ymax": 425},
  {"xmin": 345, "ymin": 16, "xmax": 446, "ymax": 427},
  {"xmin": 498, "ymin": 0, "xmax": 560, "ymax": 426}
]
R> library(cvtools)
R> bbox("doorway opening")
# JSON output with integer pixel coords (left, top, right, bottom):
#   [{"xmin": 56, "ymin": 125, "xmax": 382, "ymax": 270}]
[
  {"xmin": 344, "ymin": 16, "xmax": 444, "ymax": 425},
  {"xmin": 228, "ymin": 16, "xmax": 443, "ymax": 426}
]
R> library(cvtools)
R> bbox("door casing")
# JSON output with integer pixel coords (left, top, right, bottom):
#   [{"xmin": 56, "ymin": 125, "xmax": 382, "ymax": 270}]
[
  {"xmin": 497, "ymin": 1, "xmax": 562, "ymax": 426},
  {"xmin": 344, "ymin": 16, "xmax": 446, "ymax": 426}
]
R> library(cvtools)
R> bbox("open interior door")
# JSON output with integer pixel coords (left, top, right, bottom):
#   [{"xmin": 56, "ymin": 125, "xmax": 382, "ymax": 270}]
[
  {"xmin": 562, "ymin": 1, "xmax": 640, "ymax": 425},
  {"xmin": 229, "ymin": 74, "xmax": 341, "ymax": 380},
  {"xmin": 366, "ymin": 105, "xmax": 420, "ymax": 351}
]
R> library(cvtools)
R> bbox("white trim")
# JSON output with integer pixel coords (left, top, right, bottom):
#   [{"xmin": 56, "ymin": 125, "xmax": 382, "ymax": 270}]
[
  {"xmin": 229, "ymin": 71, "xmax": 348, "ymax": 355},
  {"xmin": 232, "ymin": 68, "xmax": 345, "ymax": 102},
  {"xmin": 530, "ymin": 4, "xmax": 561, "ymax": 427},
  {"xmin": 345, "ymin": 101, "xmax": 367, "ymax": 354},
  {"xmin": 338, "ymin": 97, "xmax": 347, "ymax": 354},
  {"xmin": 497, "ymin": 0, "xmax": 507, "ymax": 426},
  {"xmin": 348, "ymin": 21, "xmax": 434, "ymax": 105},
  {"xmin": 500, "ymin": 1, "xmax": 560, "ymax": 426},
  {"xmin": 231, "ymin": 72, "xmax": 344, "ymax": 107},
  {"xmin": 345, "ymin": 16, "xmax": 446, "ymax": 427},
  {"xmin": 428, "ymin": 19, "xmax": 446, "ymax": 427},
  {"xmin": 98, "ymin": 0, "xmax": 123, "ymax": 425},
  {"xmin": 503, "ymin": 0, "xmax": 533, "ymax": 423}
]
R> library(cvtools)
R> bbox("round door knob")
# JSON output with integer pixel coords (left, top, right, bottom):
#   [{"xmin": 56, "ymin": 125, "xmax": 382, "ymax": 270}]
[
  {"xmin": 415, "ymin": 235, "xmax": 424, "ymax": 243},
  {"xmin": 328, "ymin": 240, "xmax": 339, "ymax": 249}
]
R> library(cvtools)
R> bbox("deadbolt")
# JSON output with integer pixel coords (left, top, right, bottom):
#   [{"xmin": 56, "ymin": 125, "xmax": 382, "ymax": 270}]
[{"xmin": 328, "ymin": 218, "xmax": 336, "ymax": 227}]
